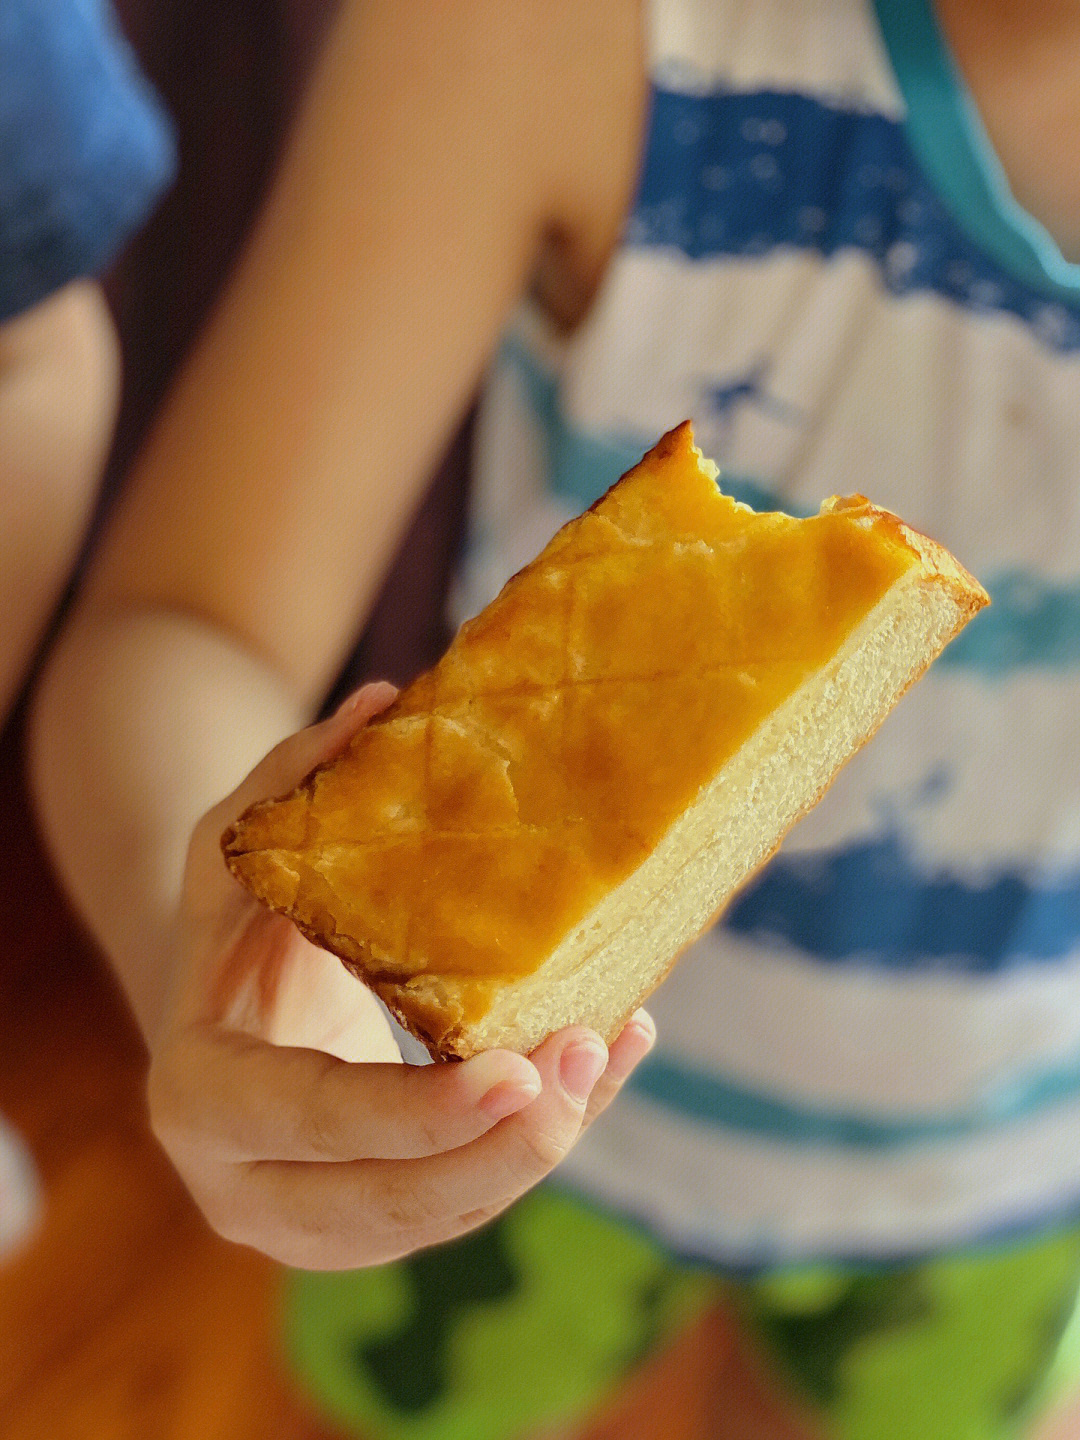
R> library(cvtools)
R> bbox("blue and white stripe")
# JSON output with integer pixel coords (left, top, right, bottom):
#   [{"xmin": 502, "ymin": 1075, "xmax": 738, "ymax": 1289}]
[
  {"xmin": 630, "ymin": 929, "xmax": 1080, "ymax": 1116},
  {"xmin": 560, "ymin": 1082, "xmax": 1080, "ymax": 1268},
  {"xmin": 630, "ymin": 88, "xmax": 1080, "ymax": 346},
  {"xmin": 468, "ymin": 0, "xmax": 1080, "ymax": 1264}
]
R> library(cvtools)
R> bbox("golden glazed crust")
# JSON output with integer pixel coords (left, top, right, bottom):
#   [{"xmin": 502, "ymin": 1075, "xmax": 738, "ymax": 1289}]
[{"xmin": 222, "ymin": 423, "xmax": 988, "ymax": 1056}]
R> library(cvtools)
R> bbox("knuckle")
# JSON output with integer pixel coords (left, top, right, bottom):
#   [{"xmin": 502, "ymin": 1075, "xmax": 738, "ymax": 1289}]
[
  {"xmin": 264, "ymin": 1235, "xmax": 323, "ymax": 1269},
  {"xmin": 512, "ymin": 1119, "xmax": 570, "ymax": 1177},
  {"xmin": 193, "ymin": 1184, "xmax": 255, "ymax": 1249},
  {"xmin": 457, "ymin": 1203, "xmax": 504, "ymax": 1234},
  {"xmin": 147, "ymin": 1107, "xmax": 183, "ymax": 1158},
  {"xmin": 206, "ymin": 1207, "xmax": 254, "ymax": 1249},
  {"xmin": 377, "ymin": 1170, "xmax": 444, "ymax": 1232},
  {"xmin": 266, "ymin": 732, "xmax": 299, "ymax": 768},
  {"xmin": 304, "ymin": 1056, "xmax": 347, "ymax": 1160},
  {"xmin": 190, "ymin": 806, "xmax": 228, "ymax": 865},
  {"xmin": 582, "ymin": 1075, "xmax": 620, "ymax": 1125},
  {"xmin": 146, "ymin": 1059, "xmax": 192, "ymax": 1154},
  {"xmin": 407, "ymin": 1068, "xmax": 482, "ymax": 1157},
  {"xmin": 412, "ymin": 1204, "xmax": 503, "ymax": 1256},
  {"xmin": 259, "ymin": 735, "xmax": 307, "ymax": 794},
  {"xmin": 277, "ymin": 1232, "xmax": 397, "ymax": 1271},
  {"xmin": 145, "ymin": 1075, "xmax": 171, "ymax": 1142},
  {"xmin": 191, "ymin": 805, "xmax": 219, "ymax": 847},
  {"xmin": 409, "ymin": 1106, "xmax": 446, "ymax": 1157},
  {"xmin": 147, "ymin": 1044, "xmax": 232, "ymax": 1162},
  {"xmin": 215, "ymin": 1172, "xmax": 327, "ymax": 1259},
  {"xmin": 281, "ymin": 1203, "xmax": 334, "ymax": 1252},
  {"xmin": 304, "ymin": 1101, "xmax": 341, "ymax": 1163},
  {"xmin": 270, "ymin": 1195, "xmax": 398, "ymax": 1271}
]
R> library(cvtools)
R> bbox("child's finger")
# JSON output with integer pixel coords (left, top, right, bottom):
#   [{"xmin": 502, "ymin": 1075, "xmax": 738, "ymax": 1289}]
[
  {"xmin": 151, "ymin": 1024, "xmax": 542, "ymax": 1163},
  {"xmin": 213, "ymin": 680, "xmax": 398, "ymax": 833},
  {"xmin": 582, "ymin": 1009, "xmax": 656, "ymax": 1128},
  {"xmin": 237, "ymin": 1027, "xmax": 608, "ymax": 1269}
]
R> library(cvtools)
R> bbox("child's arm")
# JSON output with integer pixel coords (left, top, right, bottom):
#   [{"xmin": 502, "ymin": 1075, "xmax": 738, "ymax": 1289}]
[
  {"xmin": 30, "ymin": 0, "xmax": 649, "ymax": 1266},
  {"xmin": 0, "ymin": 282, "xmax": 119, "ymax": 717}
]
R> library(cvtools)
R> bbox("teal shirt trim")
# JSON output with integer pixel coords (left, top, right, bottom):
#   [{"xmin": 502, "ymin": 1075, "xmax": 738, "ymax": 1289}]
[
  {"xmin": 633, "ymin": 1048, "xmax": 1080, "ymax": 1150},
  {"xmin": 873, "ymin": 0, "xmax": 1080, "ymax": 307}
]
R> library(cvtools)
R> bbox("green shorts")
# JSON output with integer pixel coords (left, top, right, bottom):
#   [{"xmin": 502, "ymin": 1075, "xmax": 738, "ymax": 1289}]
[{"xmin": 286, "ymin": 1188, "xmax": 1080, "ymax": 1440}]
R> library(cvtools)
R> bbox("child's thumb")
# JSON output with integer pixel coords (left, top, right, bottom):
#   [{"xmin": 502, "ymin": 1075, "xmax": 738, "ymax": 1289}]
[{"xmin": 218, "ymin": 681, "xmax": 397, "ymax": 830}]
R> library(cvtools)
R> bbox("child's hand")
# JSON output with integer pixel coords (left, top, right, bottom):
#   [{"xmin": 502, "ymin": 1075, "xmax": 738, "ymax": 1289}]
[{"xmin": 147, "ymin": 683, "xmax": 655, "ymax": 1269}]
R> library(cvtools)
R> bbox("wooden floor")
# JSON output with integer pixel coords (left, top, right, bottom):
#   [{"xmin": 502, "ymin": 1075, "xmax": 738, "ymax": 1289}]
[{"xmin": 0, "ymin": 712, "xmax": 347, "ymax": 1440}]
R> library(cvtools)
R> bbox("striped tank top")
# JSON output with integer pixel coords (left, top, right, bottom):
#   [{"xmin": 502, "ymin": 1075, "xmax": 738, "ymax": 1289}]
[{"xmin": 457, "ymin": 0, "xmax": 1080, "ymax": 1270}]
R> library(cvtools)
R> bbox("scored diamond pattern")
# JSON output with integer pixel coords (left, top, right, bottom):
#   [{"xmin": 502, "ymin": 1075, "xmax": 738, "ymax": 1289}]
[{"xmin": 227, "ymin": 426, "xmax": 915, "ymax": 988}]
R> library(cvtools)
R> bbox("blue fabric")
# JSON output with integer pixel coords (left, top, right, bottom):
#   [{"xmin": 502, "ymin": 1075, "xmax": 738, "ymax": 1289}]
[
  {"xmin": 0, "ymin": 0, "xmax": 176, "ymax": 321},
  {"xmin": 727, "ymin": 830, "xmax": 1080, "ymax": 971},
  {"xmin": 629, "ymin": 87, "xmax": 1080, "ymax": 347},
  {"xmin": 469, "ymin": 7, "xmax": 1080, "ymax": 1262},
  {"xmin": 941, "ymin": 574, "xmax": 1080, "ymax": 676}
]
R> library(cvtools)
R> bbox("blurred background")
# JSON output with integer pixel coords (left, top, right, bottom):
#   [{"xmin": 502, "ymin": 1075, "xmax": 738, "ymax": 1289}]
[{"xmin": 4, "ymin": 4, "xmax": 1080, "ymax": 1439}]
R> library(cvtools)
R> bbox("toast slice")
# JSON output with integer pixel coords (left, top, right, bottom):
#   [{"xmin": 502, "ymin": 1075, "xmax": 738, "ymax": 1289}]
[{"xmin": 223, "ymin": 423, "xmax": 988, "ymax": 1058}]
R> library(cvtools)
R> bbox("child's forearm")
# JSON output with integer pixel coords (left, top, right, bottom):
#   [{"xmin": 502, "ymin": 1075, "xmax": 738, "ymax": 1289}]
[
  {"xmin": 25, "ymin": 0, "xmax": 592, "ymax": 1041},
  {"xmin": 29, "ymin": 602, "xmax": 306, "ymax": 1041}
]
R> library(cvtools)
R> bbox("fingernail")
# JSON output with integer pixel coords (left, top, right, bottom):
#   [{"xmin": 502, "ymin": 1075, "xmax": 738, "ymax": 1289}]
[
  {"xmin": 332, "ymin": 690, "xmax": 363, "ymax": 718},
  {"xmin": 479, "ymin": 1078, "xmax": 542, "ymax": 1121},
  {"xmin": 560, "ymin": 1040, "xmax": 608, "ymax": 1102},
  {"xmin": 332, "ymin": 681, "xmax": 396, "ymax": 719},
  {"xmin": 332, "ymin": 686, "xmax": 369, "ymax": 718},
  {"xmin": 607, "ymin": 1012, "xmax": 657, "ymax": 1082},
  {"xmin": 465, "ymin": 1051, "xmax": 541, "ymax": 1120},
  {"xmin": 626, "ymin": 1009, "xmax": 656, "ymax": 1049}
]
